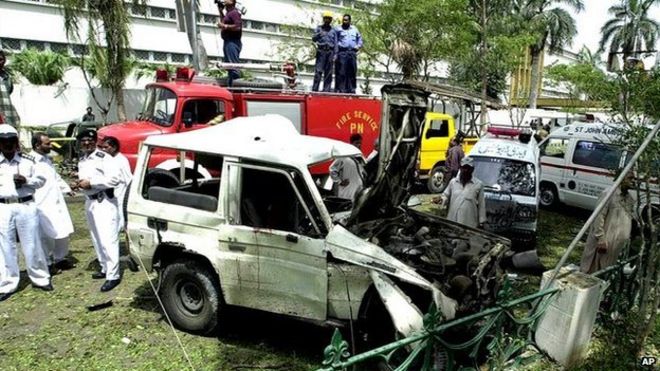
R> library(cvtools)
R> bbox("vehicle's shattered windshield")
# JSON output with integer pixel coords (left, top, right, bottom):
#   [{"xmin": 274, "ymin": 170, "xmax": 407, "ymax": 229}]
[{"xmin": 472, "ymin": 157, "xmax": 536, "ymax": 197}]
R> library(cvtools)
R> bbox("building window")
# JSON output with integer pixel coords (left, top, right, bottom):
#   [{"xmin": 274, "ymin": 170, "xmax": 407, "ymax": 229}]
[
  {"xmin": 50, "ymin": 43, "xmax": 69, "ymax": 54},
  {"xmin": 1, "ymin": 38, "xmax": 21, "ymax": 52},
  {"xmin": 71, "ymin": 44, "xmax": 87, "ymax": 56},
  {"xmin": 153, "ymin": 51, "xmax": 168, "ymax": 62},
  {"xmin": 264, "ymin": 23, "xmax": 278, "ymax": 33},
  {"xmin": 150, "ymin": 7, "xmax": 167, "ymax": 19},
  {"xmin": 250, "ymin": 21, "xmax": 264, "ymax": 30},
  {"xmin": 167, "ymin": 9, "xmax": 176, "ymax": 19},
  {"xmin": 25, "ymin": 40, "xmax": 45, "ymax": 51},
  {"xmin": 130, "ymin": 5, "xmax": 147, "ymax": 16},
  {"xmin": 134, "ymin": 50, "xmax": 150, "ymax": 61},
  {"xmin": 171, "ymin": 53, "xmax": 186, "ymax": 64},
  {"xmin": 202, "ymin": 14, "xmax": 216, "ymax": 24}
]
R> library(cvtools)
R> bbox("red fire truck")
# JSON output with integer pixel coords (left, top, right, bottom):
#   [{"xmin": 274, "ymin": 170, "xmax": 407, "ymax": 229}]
[{"xmin": 97, "ymin": 66, "xmax": 381, "ymax": 175}]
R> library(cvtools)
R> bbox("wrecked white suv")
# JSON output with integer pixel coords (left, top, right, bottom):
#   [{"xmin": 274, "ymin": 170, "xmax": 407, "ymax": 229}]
[{"xmin": 126, "ymin": 84, "xmax": 509, "ymax": 341}]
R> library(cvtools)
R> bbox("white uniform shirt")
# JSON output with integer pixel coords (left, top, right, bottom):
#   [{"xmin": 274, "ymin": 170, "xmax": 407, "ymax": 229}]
[
  {"xmin": 0, "ymin": 152, "xmax": 45, "ymax": 198},
  {"xmin": 329, "ymin": 156, "xmax": 365, "ymax": 201},
  {"xmin": 77, "ymin": 149, "xmax": 120, "ymax": 197},
  {"xmin": 442, "ymin": 177, "xmax": 487, "ymax": 228},
  {"xmin": 32, "ymin": 151, "xmax": 74, "ymax": 239},
  {"xmin": 114, "ymin": 152, "xmax": 132, "ymax": 202}
]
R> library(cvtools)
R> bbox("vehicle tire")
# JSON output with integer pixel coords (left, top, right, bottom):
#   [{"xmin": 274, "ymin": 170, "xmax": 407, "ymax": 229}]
[
  {"xmin": 160, "ymin": 259, "xmax": 222, "ymax": 335},
  {"xmin": 427, "ymin": 165, "xmax": 448, "ymax": 193},
  {"xmin": 232, "ymin": 78, "xmax": 283, "ymax": 89},
  {"xmin": 142, "ymin": 168, "xmax": 180, "ymax": 197},
  {"xmin": 539, "ymin": 183, "xmax": 558, "ymax": 208}
]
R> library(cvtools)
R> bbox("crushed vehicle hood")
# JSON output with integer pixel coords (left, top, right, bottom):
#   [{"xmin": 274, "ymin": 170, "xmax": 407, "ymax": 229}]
[
  {"xmin": 349, "ymin": 84, "xmax": 429, "ymax": 225},
  {"xmin": 326, "ymin": 225, "xmax": 431, "ymax": 288}
]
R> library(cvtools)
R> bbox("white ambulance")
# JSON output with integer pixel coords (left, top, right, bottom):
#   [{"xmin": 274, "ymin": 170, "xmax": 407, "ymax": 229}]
[
  {"xmin": 468, "ymin": 127, "xmax": 540, "ymax": 246},
  {"xmin": 538, "ymin": 121, "xmax": 659, "ymax": 214}
]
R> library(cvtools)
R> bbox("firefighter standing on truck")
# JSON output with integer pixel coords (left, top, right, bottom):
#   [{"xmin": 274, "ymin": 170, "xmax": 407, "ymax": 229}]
[
  {"xmin": 334, "ymin": 14, "xmax": 362, "ymax": 94},
  {"xmin": 312, "ymin": 11, "xmax": 336, "ymax": 92},
  {"xmin": 73, "ymin": 129, "xmax": 122, "ymax": 292},
  {"xmin": 217, "ymin": 0, "xmax": 243, "ymax": 87}
]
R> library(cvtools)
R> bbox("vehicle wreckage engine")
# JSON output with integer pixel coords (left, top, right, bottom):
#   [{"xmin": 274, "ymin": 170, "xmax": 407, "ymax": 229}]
[{"xmin": 352, "ymin": 208, "xmax": 510, "ymax": 315}]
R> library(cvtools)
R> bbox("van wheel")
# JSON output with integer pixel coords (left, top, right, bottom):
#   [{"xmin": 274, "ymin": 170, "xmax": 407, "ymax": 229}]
[
  {"xmin": 540, "ymin": 183, "xmax": 558, "ymax": 208},
  {"xmin": 160, "ymin": 259, "xmax": 222, "ymax": 335},
  {"xmin": 427, "ymin": 165, "xmax": 448, "ymax": 193}
]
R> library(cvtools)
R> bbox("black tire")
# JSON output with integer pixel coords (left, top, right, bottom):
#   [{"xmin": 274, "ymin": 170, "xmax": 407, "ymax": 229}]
[
  {"xmin": 232, "ymin": 78, "xmax": 283, "ymax": 89},
  {"xmin": 142, "ymin": 168, "xmax": 180, "ymax": 197},
  {"xmin": 160, "ymin": 259, "xmax": 222, "ymax": 335},
  {"xmin": 427, "ymin": 165, "xmax": 448, "ymax": 193},
  {"xmin": 539, "ymin": 183, "xmax": 558, "ymax": 208}
]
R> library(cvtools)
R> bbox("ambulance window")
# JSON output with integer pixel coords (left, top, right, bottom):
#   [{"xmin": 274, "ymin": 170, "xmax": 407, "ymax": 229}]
[
  {"xmin": 540, "ymin": 138, "xmax": 568, "ymax": 158},
  {"xmin": 245, "ymin": 101, "xmax": 302, "ymax": 132},
  {"xmin": 572, "ymin": 141, "xmax": 622, "ymax": 170},
  {"xmin": 426, "ymin": 120, "xmax": 449, "ymax": 139}
]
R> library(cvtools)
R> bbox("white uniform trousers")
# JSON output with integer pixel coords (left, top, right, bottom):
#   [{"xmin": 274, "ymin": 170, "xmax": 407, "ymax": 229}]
[
  {"xmin": 40, "ymin": 234, "xmax": 70, "ymax": 265},
  {"xmin": 85, "ymin": 197, "xmax": 120, "ymax": 280},
  {"xmin": 0, "ymin": 202, "xmax": 51, "ymax": 293}
]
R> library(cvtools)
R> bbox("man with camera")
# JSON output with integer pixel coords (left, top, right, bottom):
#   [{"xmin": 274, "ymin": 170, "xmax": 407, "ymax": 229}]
[
  {"xmin": 216, "ymin": 0, "xmax": 242, "ymax": 86},
  {"xmin": 0, "ymin": 124, "xmax": 51, "ymax": 302}
]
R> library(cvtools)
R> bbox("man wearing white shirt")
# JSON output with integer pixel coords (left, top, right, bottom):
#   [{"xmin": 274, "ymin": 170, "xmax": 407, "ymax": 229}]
[
  {"xmin": 0, "ymin": 124, "xmax": 51, "ymax": 301},
  {"xmin": 73, "ymin": 129, "xmax": 122, "ymax": 292},
  {"xmin": 31, "ymin": 132, "xmax": 75, "ymax": 273},
  {"xmin": 100, "ymin": 136, "xmax": 132, "ymax": 232}
]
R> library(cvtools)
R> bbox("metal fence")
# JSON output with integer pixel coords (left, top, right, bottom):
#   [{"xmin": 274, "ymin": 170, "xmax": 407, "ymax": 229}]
[{"xmin": 318, "ymin": 251, "xmax": 641, "ymax": 371}]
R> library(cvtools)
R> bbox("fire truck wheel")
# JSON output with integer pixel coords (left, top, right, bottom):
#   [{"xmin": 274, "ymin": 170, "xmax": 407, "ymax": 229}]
[
  {"xmin": 232, "ymin": 78, "xmax": 283, "ymax": 89},
  {"xmin": 427, "ymin": 165, "xmax": 448, "ymax": 193}
]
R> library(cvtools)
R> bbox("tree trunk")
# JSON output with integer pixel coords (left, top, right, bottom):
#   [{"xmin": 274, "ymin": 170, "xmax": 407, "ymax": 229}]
[
  {"xmin": 115, "ymin": 88, "xmax": 126, "ymax": 122},
  {"xmin": 479, "ymin": 0, "xmax": 488, "ymax": 126},
  {"xmin": 185, "ymin": 0, "xmax": 208, "ymax": 70},
  {"xmin": 528, "ymin": 47, "xmax": 542, "ymax": 109}
]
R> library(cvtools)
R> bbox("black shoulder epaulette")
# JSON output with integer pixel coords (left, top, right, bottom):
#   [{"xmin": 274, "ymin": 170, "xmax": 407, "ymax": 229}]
[
  {"xmin": 19, "ymin": 153, "xmax": 35, "ymax": 162},
  {"xmin": 95, "ymin": 151, "xmax": 106, "ymax": 158}
]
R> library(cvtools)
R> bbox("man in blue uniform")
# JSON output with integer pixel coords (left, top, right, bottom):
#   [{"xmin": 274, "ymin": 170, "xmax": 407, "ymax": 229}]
[
  {"xmin": 334, "ymin": 14, "xmax": 363, "ymax": 94},
  {"xmin": 312, "ymin": 11, "xmax": 336, "ymax": 92}
]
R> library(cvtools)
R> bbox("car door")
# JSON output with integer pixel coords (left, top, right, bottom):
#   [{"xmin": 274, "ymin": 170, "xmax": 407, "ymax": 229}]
[
  {"xmin": 233, "ymin": 163, "xmax": 328, "ymax": 320},
  {"xmin": 419, "ymin": 113, "xmax": 451, "ymax": 172},
  {"xmin": 539, "ymin": 136, "xmax": 570, "ymax": 203},
  {"xmin": 563, "ymin": 140, "xmax": 620, "ymax": 209}
]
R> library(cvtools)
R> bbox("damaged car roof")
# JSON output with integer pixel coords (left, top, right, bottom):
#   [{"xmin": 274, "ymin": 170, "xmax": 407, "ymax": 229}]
[{"xmin": 144, "ymin": 114, "xmax": 362, "ymax": 166}]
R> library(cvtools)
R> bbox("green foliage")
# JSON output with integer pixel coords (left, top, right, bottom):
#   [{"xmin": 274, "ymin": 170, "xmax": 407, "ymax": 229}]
[
  {"xmin": 11, "ymin": 49, "xmax": 70, "ymax": 85},
  {"xmin": 356, "ymin": 0, "xmax": 474, "ymax": 80},
  {"xmin": 599, "ymin": 0, "xmax": 660, "ymax": 59},
  {"xmin": 545, "ymin": 62, "xmax": 615, "ymax": 102},
  {"xmin": 131, "ymin": 62, "xmax": 176, "ymax": 81},
  {"xmin": 449, "ymin": 0, "xmax": 534, "ymax": 99}
]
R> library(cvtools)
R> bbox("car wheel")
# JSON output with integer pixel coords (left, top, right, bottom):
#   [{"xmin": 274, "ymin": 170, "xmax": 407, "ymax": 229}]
[
  {"xmin": 160, "ymin": 259, "xmax": 222, "ymax": 335},
  {"xmin": 427, "ymin": 165, "xmax": 448, "ymax": 193},
  {"xmin": 539, "ymin": 183, "xmax": 558, "ymax": 208}
]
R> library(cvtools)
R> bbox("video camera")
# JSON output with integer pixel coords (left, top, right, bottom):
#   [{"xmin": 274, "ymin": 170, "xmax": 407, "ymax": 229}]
[
  {"xmin": 214, "ymin": 0, "xmax": 225, "ymax": 7},
  {"xmin": 214, "ymin": 0, "xmax": 247, "ymax": 15}
]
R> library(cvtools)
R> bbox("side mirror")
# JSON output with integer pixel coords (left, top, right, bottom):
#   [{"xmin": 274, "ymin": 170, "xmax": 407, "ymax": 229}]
[{"xmin": 183, "ymin": 112, "xmax": 193, "ymax": 128}]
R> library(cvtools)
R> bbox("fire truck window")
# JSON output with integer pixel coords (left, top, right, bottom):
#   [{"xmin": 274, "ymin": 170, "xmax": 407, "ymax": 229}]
[
  {"xmin": 572, "ymin": 140, "xmax": 622, "ymax": 170},
  {"xmin": 142, "ymin": 87, "xmax": 177, "ymax": 126},
  {"xmin": 540, "ymin": 138, "xmax": 568, "ymax": 158},
  {"xmin": 425, "ymin": 120, "xmax": 449, "ymax": 139},
  {"xmin": 245, "ymin": 101, "xmax": 302, "ymax": 132},
  {"xmin": 182, "ymin": 100, "xmax": 225, "ymax": 125}
]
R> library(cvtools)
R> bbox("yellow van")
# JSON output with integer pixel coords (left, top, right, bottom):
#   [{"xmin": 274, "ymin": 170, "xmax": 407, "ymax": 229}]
[{"xmin": 417, "ymin": 112, "xmax": 478, "ymax": 192}]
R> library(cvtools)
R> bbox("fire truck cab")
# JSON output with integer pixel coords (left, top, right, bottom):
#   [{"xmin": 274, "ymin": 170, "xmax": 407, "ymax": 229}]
[{"xmin": 98, "ymin": 67, "xmax": 381, "ymax": 176}]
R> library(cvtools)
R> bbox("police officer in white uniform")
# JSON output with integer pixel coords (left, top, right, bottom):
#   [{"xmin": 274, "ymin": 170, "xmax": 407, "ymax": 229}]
[
  {"xmin": 31, "ymin": 132, "xmax": 75, "ymax": 272},
  {"xmin": 100, "ymin": 136, "xmax": 132, "ymax": 233},
  {"xmin": 74, "ymin": 129, "xmax": 122, "ymax": 292},
  {"xmin": 0, "ymin": 124, "xmax": 51, "ymax": 302}
]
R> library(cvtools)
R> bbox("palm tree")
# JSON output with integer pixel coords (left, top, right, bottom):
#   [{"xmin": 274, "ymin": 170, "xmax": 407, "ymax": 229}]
[
  {"xmin": 599, "ymin": 0, "xmax": 660, "ymax": 63},
  {"xmin": 576, "ymin": 45, "xmax": 603, "ymax": 68},
  {"xmin": 54, "ymin": 0, "xmax": 146, "ymax": 121},
  {"xmin": 515, "ymin": 0, "xmax": 584, "ymax": 108}
]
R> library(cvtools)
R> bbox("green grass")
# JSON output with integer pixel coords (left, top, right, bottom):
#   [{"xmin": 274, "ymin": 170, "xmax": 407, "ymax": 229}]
[{"xmin": 0, "ymin": 200, "xmax": 657, "ymax": 370}]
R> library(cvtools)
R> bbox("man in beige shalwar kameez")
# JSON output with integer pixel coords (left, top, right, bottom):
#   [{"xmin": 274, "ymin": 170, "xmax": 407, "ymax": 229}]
[
  {"xmin": 580, "ymin": 177, "xmax": 636, "ymax": 274},
  {"xmin": 436, "ymin": 157, "xmax": 486, "ymax": 229}
]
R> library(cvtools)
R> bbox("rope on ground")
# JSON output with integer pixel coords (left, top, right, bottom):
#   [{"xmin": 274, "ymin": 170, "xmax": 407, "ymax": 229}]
[{"xmin": 132, "ymin": 253, "xmax": 195, "ymax": 371}]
